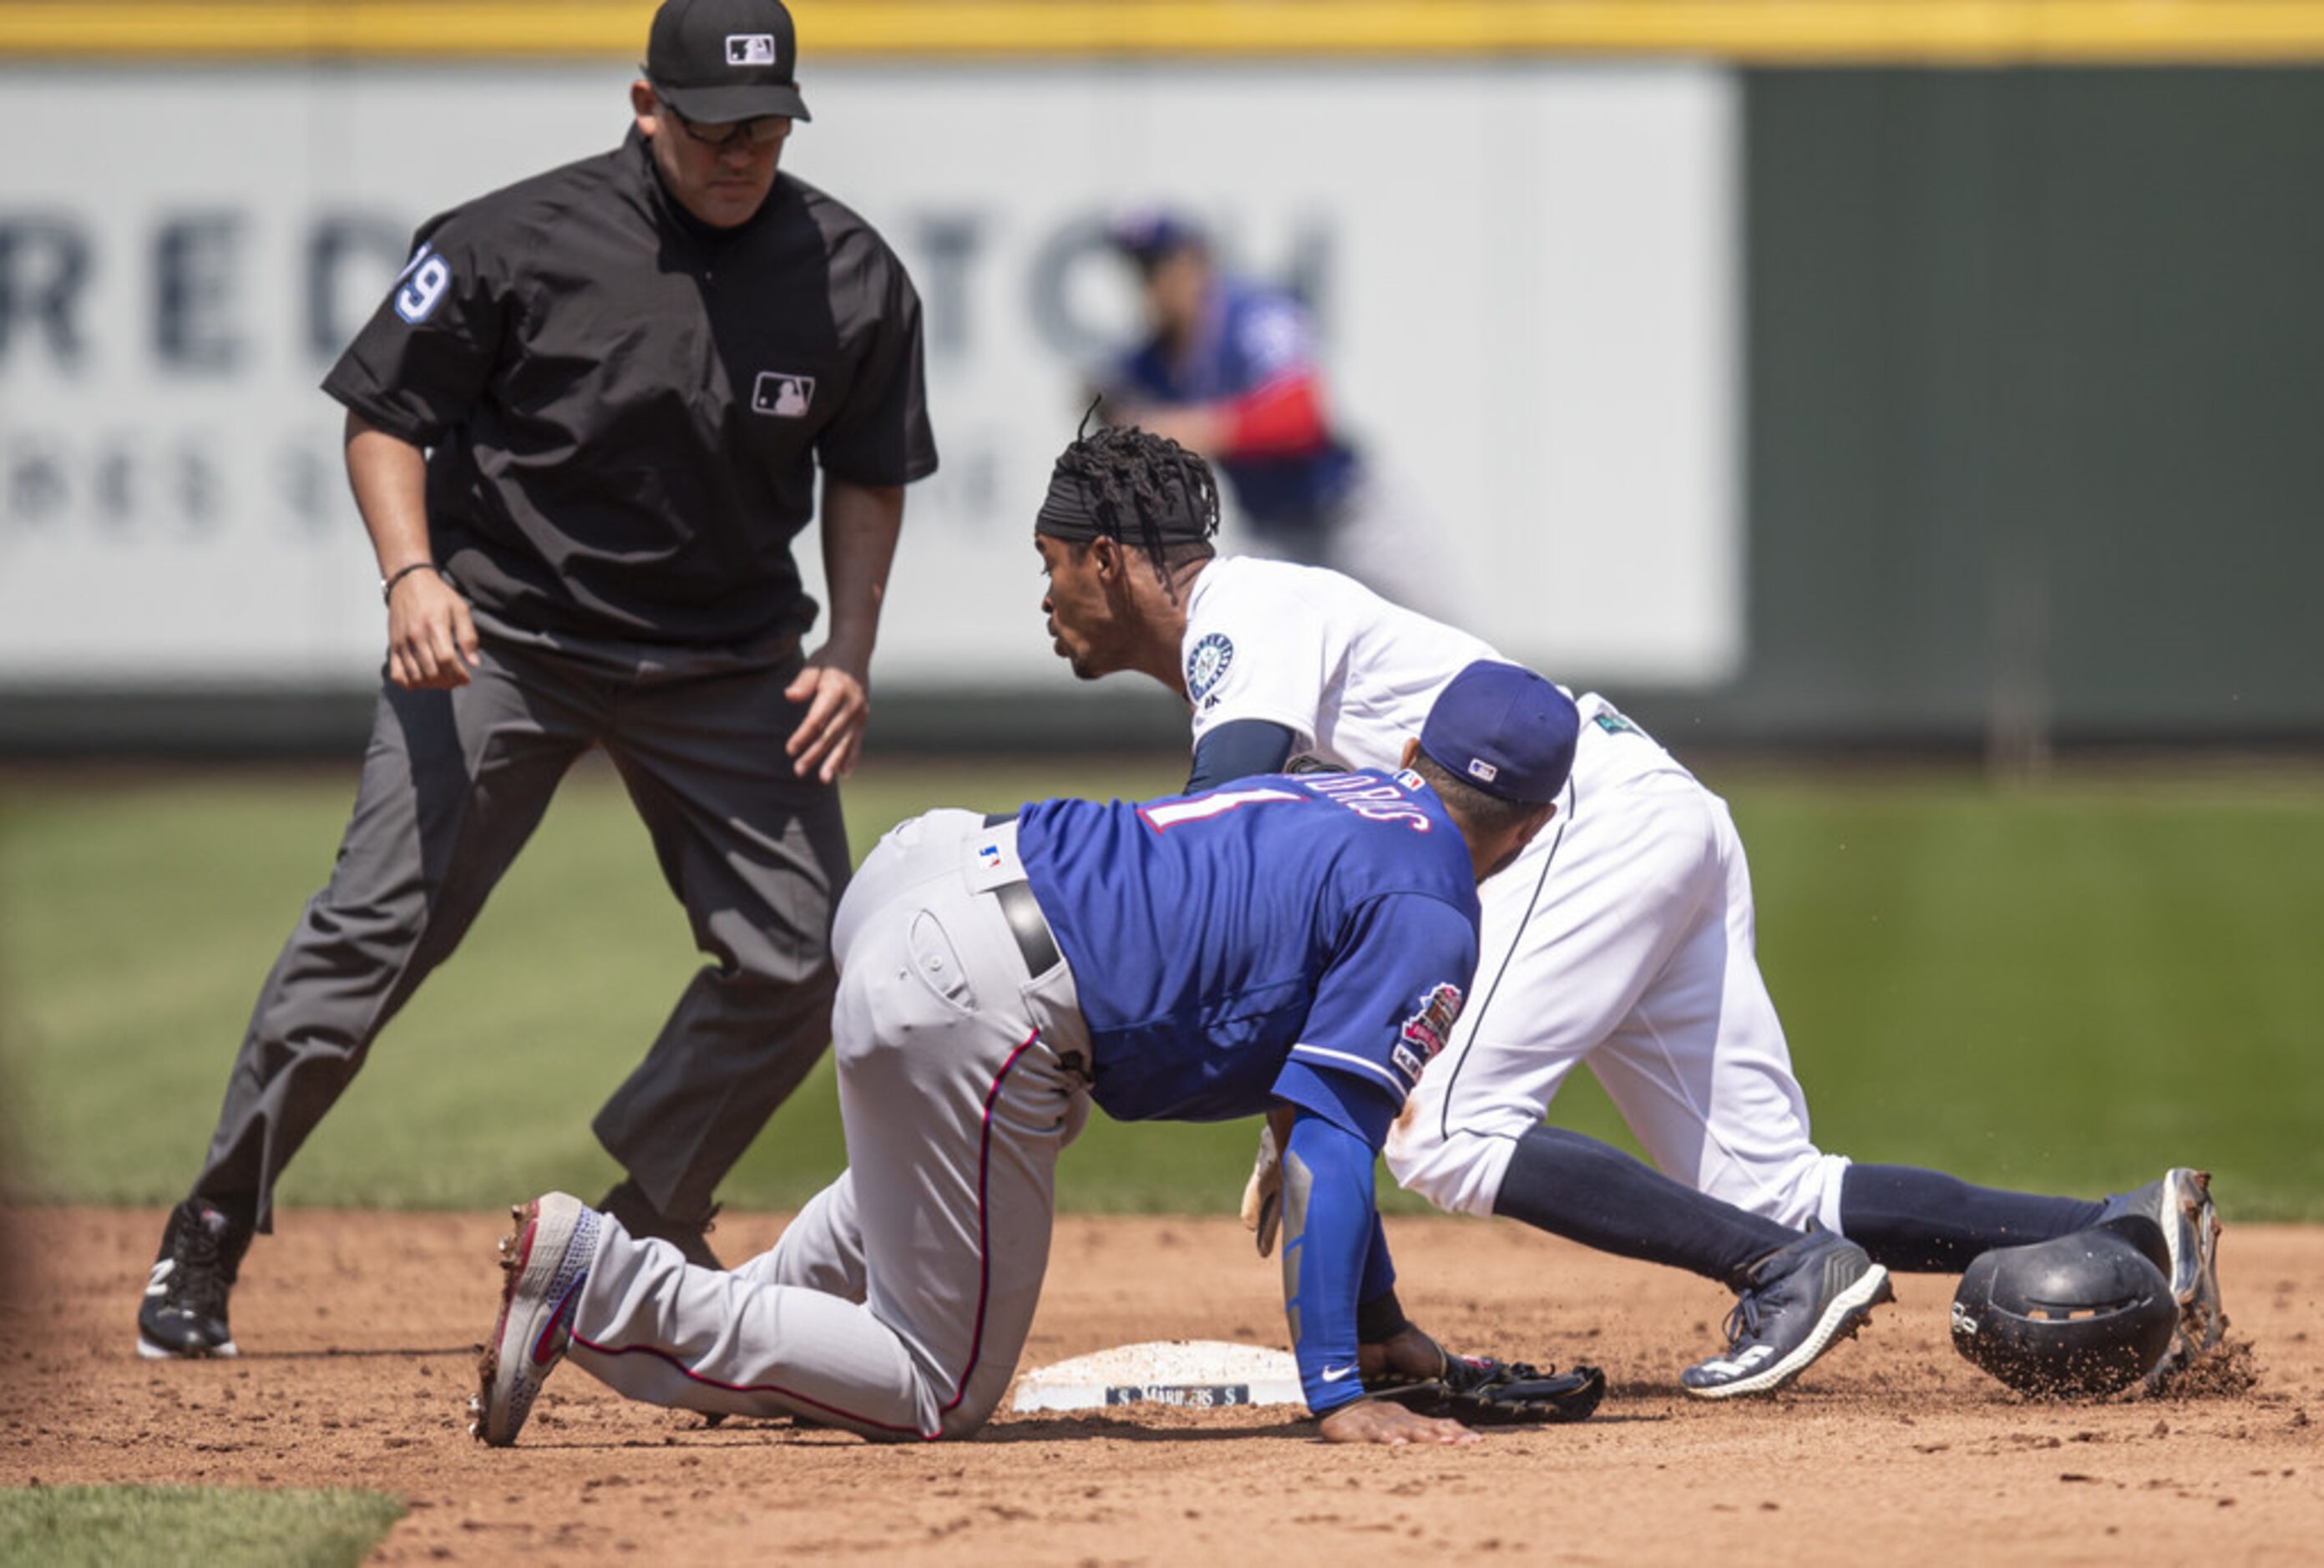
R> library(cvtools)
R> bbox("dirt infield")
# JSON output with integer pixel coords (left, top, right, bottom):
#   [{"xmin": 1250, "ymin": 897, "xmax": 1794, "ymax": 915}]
[{"xmin": 3, "ymin": 1207, "xmax": 2317, "ymax": 1565}]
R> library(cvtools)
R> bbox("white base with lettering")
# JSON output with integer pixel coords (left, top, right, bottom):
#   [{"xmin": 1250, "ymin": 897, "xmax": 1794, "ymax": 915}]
[{"xmin": 1009, "ymin": 1339, "xmax": 1303, "ymax": 1413}]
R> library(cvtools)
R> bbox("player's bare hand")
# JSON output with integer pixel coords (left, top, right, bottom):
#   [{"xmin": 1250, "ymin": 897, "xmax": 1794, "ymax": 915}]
[
  {"xmin": 784, "ymin": 645, "xmax": 871, "ymax": 782},
  {"xmin": 1317, "ymin": 1399, "xmax": 1480, "ymax": 1447},
  {"xmin": 385, "ymin": 569, "xmax": 480, "ymax": 690}
]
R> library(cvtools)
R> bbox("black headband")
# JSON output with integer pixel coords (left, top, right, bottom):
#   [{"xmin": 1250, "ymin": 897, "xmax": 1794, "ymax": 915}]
[
  {"xmin": 1033, "ymin": 458, "xmax": 1107, "ymax": 542},
  {"xmin": 1032, "ymin": 448, "xmax": 1212, "ymax": 546}
]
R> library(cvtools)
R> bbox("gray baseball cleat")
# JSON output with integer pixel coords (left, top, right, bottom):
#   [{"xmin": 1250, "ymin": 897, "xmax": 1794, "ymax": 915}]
[
  {"xmin": 2099, "ymin": 1167, "xmax": 2225, "ymax": 1374},
  {"xmin": 471, "ymin": 1192, "xmax": 601, "ymax": 1447},
  {"xmin": 1681, "ymin": 1225, "xmax": 1894, "ymax": 1399}
]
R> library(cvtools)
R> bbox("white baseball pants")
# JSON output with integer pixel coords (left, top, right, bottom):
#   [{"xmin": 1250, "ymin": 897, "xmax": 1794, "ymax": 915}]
[{"xmin": 1385, "ymin": 699, "xmax": 1851, "ymax": 1232}]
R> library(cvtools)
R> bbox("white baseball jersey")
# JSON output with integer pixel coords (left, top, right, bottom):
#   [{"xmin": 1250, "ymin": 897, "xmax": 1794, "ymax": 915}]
[{"xmin": 1179, "ymin": 556, "xmax": 1852, "ymax": 1231}]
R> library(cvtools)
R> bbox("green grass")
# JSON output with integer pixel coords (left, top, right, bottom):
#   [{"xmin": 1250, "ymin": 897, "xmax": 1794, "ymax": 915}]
[
  {"xmin": 0, "ymin": 1485, "xmax": 402, "ymax": 1568},
  {"xmin": 1, "ymin": 757, "xmax": 2318, "ymax": 1219}
]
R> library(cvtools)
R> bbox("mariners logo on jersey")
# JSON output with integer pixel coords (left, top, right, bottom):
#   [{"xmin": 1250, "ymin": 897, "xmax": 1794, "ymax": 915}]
[
  {"xmin": 1391, "ymin": 981, "xmax": 1464, "ymax": 1088},
  {"xmin": 1186, "ymin": 633, "xmax": 1236, "ymax": 702}
]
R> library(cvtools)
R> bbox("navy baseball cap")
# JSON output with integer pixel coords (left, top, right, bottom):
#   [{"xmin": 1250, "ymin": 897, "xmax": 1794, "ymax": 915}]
[
  {"xmin": 1109, "ymin": 208, "xmax": 1206, "ymax": 268},
  {"xmin": 646, "ymin": 0, "xmax": 812, "ymax": 124},
  {"xmin": 1419, "ymin": 661, "xmax": 1579, "ymax": 806}
]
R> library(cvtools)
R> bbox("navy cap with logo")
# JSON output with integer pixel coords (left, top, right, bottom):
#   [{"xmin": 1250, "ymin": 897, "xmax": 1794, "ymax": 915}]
[
  {"xmin": 646, "ymin": 0, "xmax": 812, "ymax": 124},
  {"xmin": 1418, "ymin": 660, "xmax": 1579, "ymax": 807}
]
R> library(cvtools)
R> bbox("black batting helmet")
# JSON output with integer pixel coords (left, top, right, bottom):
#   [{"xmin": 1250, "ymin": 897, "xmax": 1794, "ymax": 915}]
[{"xmin": 1950, "ymin": 1216, "xmax": 2180, "ymax": 1397}]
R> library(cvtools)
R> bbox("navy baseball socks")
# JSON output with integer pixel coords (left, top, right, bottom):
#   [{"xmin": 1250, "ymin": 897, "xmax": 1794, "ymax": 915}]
[
  {"xmin": 1491, "ymin": 1126, "xmax": 1891, "ymax": 1396},
  {"xmin": 136, "ymin": 1196, "xmax": 256, "ymax": 1359},
  {"xmin": 1835, "ymin": 1163, "xmax": 2107, "ymax": 1272},
  {"xmin": 1491, "ymin": 1125, "xmax": 1798, "ymax": 1284}
]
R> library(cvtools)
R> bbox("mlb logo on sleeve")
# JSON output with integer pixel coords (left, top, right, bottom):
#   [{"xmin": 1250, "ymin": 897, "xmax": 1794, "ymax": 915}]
[
  {"xmin": 727, "ymin": 33, "xmax": 777, "ymax": 64},
  {"xmin": 752, "ymin": 372, "xmax": 816, "ymax": 417}
]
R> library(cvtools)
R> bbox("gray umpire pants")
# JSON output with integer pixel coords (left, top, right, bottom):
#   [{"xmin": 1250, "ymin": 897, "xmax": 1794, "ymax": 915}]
[
  {"xmin": 191, "ymin": 615, "xmax": 851, "ymax": 1231},
  {"xmin": 563, "ymin": 810, "xmax": 1091, "ymax": 1441}
]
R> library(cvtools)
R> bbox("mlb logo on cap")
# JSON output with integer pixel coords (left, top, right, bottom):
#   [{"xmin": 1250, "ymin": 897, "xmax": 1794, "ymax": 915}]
[{"xmin": 646, "ymin": 0, "xmax": 812, "ymax": 124}]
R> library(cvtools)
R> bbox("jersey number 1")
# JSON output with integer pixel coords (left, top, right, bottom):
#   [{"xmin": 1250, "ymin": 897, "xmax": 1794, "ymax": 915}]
[{"xmin": 1138, "ymin": 787, "xmax": 1304, "ymax": 832}]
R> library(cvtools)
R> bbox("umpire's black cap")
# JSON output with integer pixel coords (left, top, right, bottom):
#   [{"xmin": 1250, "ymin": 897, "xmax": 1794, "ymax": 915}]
[{"xmin": 646, "ymin": 0, "xmax": 813, "ymax": 124}]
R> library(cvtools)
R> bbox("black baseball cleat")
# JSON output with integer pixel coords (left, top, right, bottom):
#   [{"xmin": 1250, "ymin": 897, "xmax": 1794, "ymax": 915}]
[
  {"xmin": 597, "ymin": 1178, "xmax": 722, "ymax": 1270},
  {"xmin": 136, "ymin": 1198, "xmax": 254, "ymax": 1359},
  {"xmin": 1681, "ymin": 1223, "xmax": 1893, "ymax": 1399}
]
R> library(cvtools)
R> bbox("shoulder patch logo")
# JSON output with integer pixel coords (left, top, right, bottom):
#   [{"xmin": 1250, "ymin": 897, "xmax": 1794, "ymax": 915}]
[
  {"xmin": 752, "ymin": 372, "xmax": 817, "ymax": 418},
  {"xmin": 1186, "ymin": 632, "xmax": 1236, "ymax": 701},
  {"xmin": 727, "ymin": 33, "xmax": 777, "ymax": 65},
  {"xmin": 1396, "ymin": 982, "xmax": 1465, "ymax": 1084}
]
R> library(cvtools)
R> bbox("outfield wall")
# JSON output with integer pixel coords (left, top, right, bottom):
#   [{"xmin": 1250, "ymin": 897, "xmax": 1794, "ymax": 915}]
[{"xmin": 1, "ymin": 6, "xmax": 2318, "ymax": 754}]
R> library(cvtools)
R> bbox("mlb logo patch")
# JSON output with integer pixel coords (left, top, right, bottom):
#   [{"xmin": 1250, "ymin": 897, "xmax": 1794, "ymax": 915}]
[
  {"xmin": 752, "ymin": 372, "xmax": 816, "ymax": 418},
  {"xmin": 1466, "ymin": 759, "xmax": 1499, "ymax": 785},
  {"xmin": 727, "ymin": 33, "xmax": 777, "ymax": 65}
]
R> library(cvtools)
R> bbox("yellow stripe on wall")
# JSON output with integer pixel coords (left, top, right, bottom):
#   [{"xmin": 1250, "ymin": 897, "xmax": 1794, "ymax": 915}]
[{"xmin": 6, "ymin": 3, "xmax": 2324, "ymax": 63}]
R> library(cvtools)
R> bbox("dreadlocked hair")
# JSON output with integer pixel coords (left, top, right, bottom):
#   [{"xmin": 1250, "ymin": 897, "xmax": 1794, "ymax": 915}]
[{"xmin": 1055, "ymin": 423, "xmax": 1222, "ymax": 579}]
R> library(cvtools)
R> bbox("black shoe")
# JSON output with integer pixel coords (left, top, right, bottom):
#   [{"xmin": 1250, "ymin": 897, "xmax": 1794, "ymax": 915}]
[
  {"xmin": 1680, "ymin": 1223, "xmax": 1893, "ymax": 1399},
  {"xmin": 597, "ymin": 1179, "xmax": 723, "ymax": 1270},
  {"xmin": 136, "ymin": 1199, "xmax": 254, "ymax": 1359}
]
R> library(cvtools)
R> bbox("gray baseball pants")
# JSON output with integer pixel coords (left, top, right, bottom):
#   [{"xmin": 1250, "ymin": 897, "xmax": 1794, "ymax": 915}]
[
  {"xmin": 561, "ymin": 810, "xmax": 1091, "ymax": 1440},
  {"xmin": 190, "ymin": 620, "xmax": 851, "ymax": 1230}
]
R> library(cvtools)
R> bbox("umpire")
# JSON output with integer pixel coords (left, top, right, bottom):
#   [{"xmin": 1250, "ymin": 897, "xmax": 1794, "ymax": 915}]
[{"xmin": 138, "ymin": 0, "xmax": 936, "ymax": 1359}]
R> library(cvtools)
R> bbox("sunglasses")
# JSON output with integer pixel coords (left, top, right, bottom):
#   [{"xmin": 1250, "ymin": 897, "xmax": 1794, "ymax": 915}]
[{"xmin": 661, "ymin": 101, "xmax": 791, "ymax": 149}]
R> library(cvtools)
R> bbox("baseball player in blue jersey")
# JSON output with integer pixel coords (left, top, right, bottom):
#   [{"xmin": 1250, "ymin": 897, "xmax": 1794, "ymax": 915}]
[
  {"xmin": 474, "ymin": 662, "xmax": 1588, "ymax": 1446},
  {"xmin": 1026, "ymin": 422, "xmax": 2227, "ymax": 1399},
  {"xmin": 1099, "ymin": 210, "xmax": 1441, "ymax": 609}
]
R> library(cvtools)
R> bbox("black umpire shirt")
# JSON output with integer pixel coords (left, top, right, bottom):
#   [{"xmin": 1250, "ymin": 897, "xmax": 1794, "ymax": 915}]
[{"xmin": 324, "ymin": 127, "xmax": 938, "ymax": 647}]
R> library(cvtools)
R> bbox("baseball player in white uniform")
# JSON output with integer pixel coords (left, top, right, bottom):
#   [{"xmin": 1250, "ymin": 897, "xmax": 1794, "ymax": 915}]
[{"xmin": 1034, "ymin": 424, "xmax": 2226, "ymax": 1394}]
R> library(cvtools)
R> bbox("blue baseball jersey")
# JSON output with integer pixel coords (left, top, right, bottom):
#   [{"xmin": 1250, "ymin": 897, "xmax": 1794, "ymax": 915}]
[
  {"xmin": 1014, "ymin": 769, "xmax": 1479, "ymax": 1146},
  {"xmin": 1112, "ymin": 276, "xmax": 1360, "ymax": 539}
]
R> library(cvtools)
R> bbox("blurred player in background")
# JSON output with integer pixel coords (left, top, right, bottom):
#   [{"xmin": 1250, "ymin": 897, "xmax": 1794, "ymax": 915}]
[
  {"xmin": 136, "ymin": 0, "xmax": 935, "ymax": 1360},
  {"xmin": 1096, "ymin": 210, "xmax": 1448, "ymax": 613},
  {"xmin": 1031, "ymin": 422, "xmax": 2227, "ymax": 1397}
]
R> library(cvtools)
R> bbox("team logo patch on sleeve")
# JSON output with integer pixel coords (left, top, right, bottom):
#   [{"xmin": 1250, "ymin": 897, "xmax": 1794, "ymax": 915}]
[
  {"xmin": 1391, "ymin": 982, "xmax": 1465, "ymax": 1085},
  {"xmin": 1186, "ymin": 633, "xmax": 1236, "ymax": 701}
]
